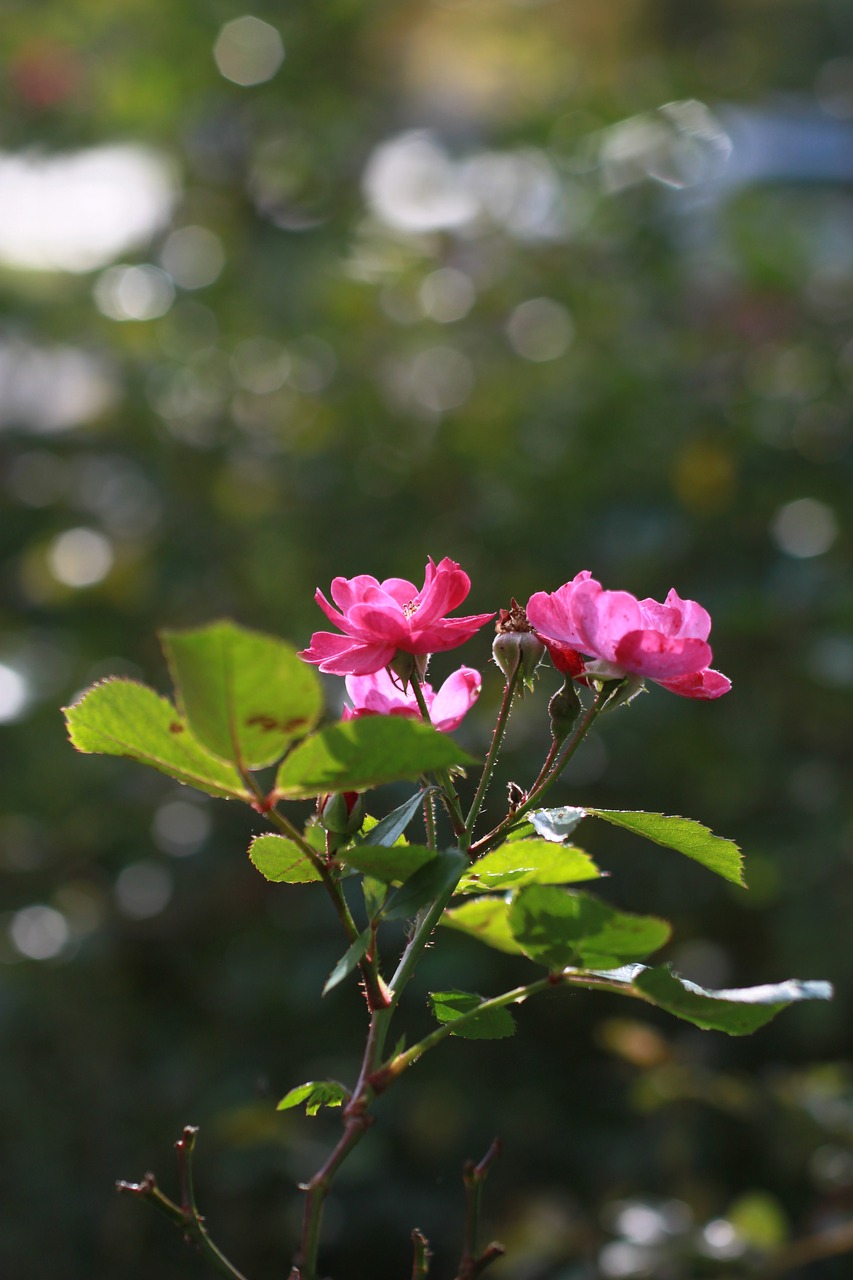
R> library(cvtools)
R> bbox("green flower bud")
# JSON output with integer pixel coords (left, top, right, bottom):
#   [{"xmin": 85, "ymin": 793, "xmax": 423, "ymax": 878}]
[
  {"xmin": 492, "ymin": 599, "xmax": 545, "ymax": 687},
  {"xmin": 548, "ymin": 679, "xmax": 581, "ymax": 743},
  {"xmin": 317, "ymin": 791, "xmax": 365, "ymax": 837}
]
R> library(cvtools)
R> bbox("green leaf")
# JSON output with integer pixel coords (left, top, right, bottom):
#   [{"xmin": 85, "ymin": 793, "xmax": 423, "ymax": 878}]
[
  {"xmin": 275, "ymin": 717, "xmax": 477, "ymax": 799},
  {"xmin": 457, "ymin": 839, "xmax": 600, "ymax": 894},
  {"xmin": 63, "ymin": 679, "xmax": 249, "ymax": 800},
  {"xmin": 428, "ymin": 990, "xmax": 516, "ymax": 1040},
  {"xmin": 631, "ymin": 965, "xmax": 832, "ymax": 1035},
  {"xmin": 276, "ymin": 1079, "xmax": 351, "ymax": 1116},
  {"xmin": 341, "ymin": 844, "xmax": 437, "ymax": 885},
  {"xmin": 440, "ymin": 897, "xmax": 526, "ymax": 955},
  {"xmin": 323, "ymin": 929, "xmax": 370, "ymax": 996},
  {"xmin": 508, "ymin": 885, "xmax": 671, "ymax": 970},
  {"xmin": 381, "ymin": 848, "xmax": 468, "ymax": 922},
  {"xmin": 160, "ymin": 620, "xmax": 322, "ymax": 770},
  {"xmin": 362, "ymin": 875, "xmax": 387, "ymax": 920},
  {"xmin": 587, "ymin": 809, "xmax": 745, "ymax": 887},
  {"xmin": 359, "ymin": 789, "xmax": 432, "ymax": 848},
  {"xmin": 248, "ymin": 834, "xmax": 322, "ymax": 883}
]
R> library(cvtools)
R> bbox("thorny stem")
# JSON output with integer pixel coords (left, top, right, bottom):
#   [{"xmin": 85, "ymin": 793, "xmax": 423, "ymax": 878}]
[
  {"xmin": 292, "ymin": 1007, "xmax": 394, "ymax": 1280},
  {"xmin": 470, "ymin": 687, "xmax": 607, "ymax": 856},
  {"xmin": 377, "ymin": 966, "xmax": 660, "ymax": 1085},
  {"xmin": 241, "ymin": 770, "xmax": 389, "ymax": 1011},
  {"xmin": 456, "ymin": 1139, "xmax": 505, "ymax": 1280},
  {"xmin": 409, "ymin": 675, "xmax": 467, "ymax": 842},
  {"xmin": 117, "ymin": 1128, "xmax": 249, "ymax": 1280},
  {"xmin": 411, "ymin": 1229, "xmax": 432, "ymax": 1279},
  {"xmin": 464, "ymin": 664, "xmax": 522, "ymax": 838}
]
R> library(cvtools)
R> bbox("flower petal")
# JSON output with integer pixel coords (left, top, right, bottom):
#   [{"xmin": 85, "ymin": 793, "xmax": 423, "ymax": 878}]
[
  {"xmin": 656, "ymin": 667, "xmax": 732, "ymax": 699},
  {"xmin": 573, "ymin": 582, "xmax": 642, "ymax": 663},
  {"xmin": 298, "ymin": 632, "xmax": 396, "ymax": 675},
  {"xmin": 614, "ymin": 631, "xmax": 712, "ymax": 680},
  {"xmin": 430, "ymin": 667, "xmax": 481, "ymax": 731}
]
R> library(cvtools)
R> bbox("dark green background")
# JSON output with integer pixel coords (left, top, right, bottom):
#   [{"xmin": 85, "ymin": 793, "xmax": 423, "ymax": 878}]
[{"xmin": 1, "ymin": 2, "xmax": 852, "ymax": 1276}]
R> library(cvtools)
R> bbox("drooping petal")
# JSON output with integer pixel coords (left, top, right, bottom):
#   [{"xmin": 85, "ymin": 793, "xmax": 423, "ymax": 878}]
[
  {"xmin": 429, "ymin": 667, "xmax": 482, "ymax": 731},
  {"xmin": 656, "ymin": 668, "xmax": 732, "ymax": 699},
  {"xmin": 614, "ymin": 631, "xmax": 712, "ymax": 680},
  {"xmin": 298, "ymin": 632, "xmax": 396, "ymax": 675},
  {"xmin": 314, "ymin": 588, "xmax": 349, "ymax": 630}
]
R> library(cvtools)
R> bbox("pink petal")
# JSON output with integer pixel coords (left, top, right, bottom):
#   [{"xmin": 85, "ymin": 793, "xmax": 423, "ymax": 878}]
[
  {"xmin": 345, "ymin": 603, "xmax": 410, "ymax": 645},
  {"xmin": 329, "ymin": 574, "xmax": 382, "ymax": 612},
  {"xmin": 662, "ymin": 589, "xmax": 712, "ymax": 640},
  {"xmin": 656, "ymin": 668, "xmax": 732, "ymax": 699},
  {"xmin": 379, "ymin": 577, "xmax": 419, "ymax": 606},
  {"xmin": 526, "ymin": 587, "xmax": 586, "ymax": 648},
  {"xmin": 636, "ymin": 599, "xmax": 681, "ymax": 636},
  {"xmin": 411, "ymin": 612, "xmax": 495, "ymax": 653},
  {"xmin": 298, "ymin": 632, "xmax": 396, "ymax": 675},
  {"xmin": 573, "ymin": 582, "xmax": 642, "ymax": 663},
  {"xmin": 430, "ymin": 667, "xmax": 482, "ymax": 731},
  {"xmin": 413, "ymin": 558, "xmax": 472, "ymax": 627},
  {"xmin": 614, "ymin": 631, "xmax": 712, "ymax": 680},
  {"xmin": 314, "ymin": 589, "xmax": 348, "ymax": 630}
]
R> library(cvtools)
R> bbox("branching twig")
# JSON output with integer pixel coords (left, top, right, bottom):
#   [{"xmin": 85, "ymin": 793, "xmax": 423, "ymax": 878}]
[
  {"xmin": 454, "ymin": 1138, "xmax": 505, "ymax": 1280},
  {"xmin": 117, "ymin": 1126, "xmax": 250, "ymax": 1280}
]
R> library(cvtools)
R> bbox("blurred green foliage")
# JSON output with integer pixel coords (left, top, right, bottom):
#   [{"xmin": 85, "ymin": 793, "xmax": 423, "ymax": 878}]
[{"xmin": 1, "ymin": 1, "xmax": 853, "ymax": 1276}]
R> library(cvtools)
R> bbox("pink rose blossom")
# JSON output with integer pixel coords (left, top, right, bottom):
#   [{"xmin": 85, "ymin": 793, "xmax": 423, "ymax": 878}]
[
  {"xmin": 343, "ymin": 667, "xmax": 482, "ymax": 732},
  {"xmin": 527, "ymin": 571, "xmax": 731, "ymax": 699},
  {"xmin": 299, "ymin": 557, "xmax": 494, "ymax": 676}
]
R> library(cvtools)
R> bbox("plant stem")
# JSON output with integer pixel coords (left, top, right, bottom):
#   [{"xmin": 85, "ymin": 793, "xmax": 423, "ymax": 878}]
[
  {"xmin": 117, "ymin": 1131, "xmax": 250, "ymax": 1280},
  {"xmin": 409, "ymin": 676, "xmax": 467, "ymax": 842},
  {"xmin": 470, "ymin": 687, "xmax": 607, "ymax": 855},
  {"xmin": 457, "ymin": 1138, "xmax": 504, "ymax": 1279},
  {"xmin": 292, "ymin": 1006, "xmax": 393, "ymax": 1280},
  {"xmin": 464, "ymin": 665, "xmax": 521, "ymax": 838}
]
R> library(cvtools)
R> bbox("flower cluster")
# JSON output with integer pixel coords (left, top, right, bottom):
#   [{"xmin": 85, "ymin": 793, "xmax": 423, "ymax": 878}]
[{"xmin": 299, "ymin": 557, "xmax": 730, "ymax": 715}]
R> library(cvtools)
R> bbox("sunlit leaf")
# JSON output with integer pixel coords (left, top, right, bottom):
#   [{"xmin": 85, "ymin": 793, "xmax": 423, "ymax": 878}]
[
  {"xmin": 428, "ymin": 990, "xmax": 516, "ymax": 1040},
  {"xmin": 276, "ymin": 717, "xmax": 476, "ymax": 799},
  {"xmin": 63, "ymin": 679, "xmax": 248, "ymax": 800},
  {"xmin": 509, "ymin": 885, "xmax": 671, "ymax": 970},
  {"xmin": 440, "ymin": 897, "xmax": 525, "ymax": 955},
  {"xmin": 457, "ymin": 839, "xmax": 600, "ymax": 894},
  {"xmin": 160, "ymin": 620, "xmax": 322, "ymax": 769},
  {"xmin": 276, "ymin": 1079, "xmax": 351, "ymax": 1116},
  {"xmin": 587, "ymin": 809, "xmax": 745, "ymax": 886},
  {"xmin": 631, "ymin": 965, "xmax": 832, "ymax": 1035},
  {"xmin": 248, "ymin": 834, "xmax": 321, "ymax": 883}
]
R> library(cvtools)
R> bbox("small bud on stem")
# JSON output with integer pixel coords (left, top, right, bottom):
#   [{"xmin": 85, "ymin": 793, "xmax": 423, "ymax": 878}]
[{"xmin": 492, "ymin": 600, "xmax": 545, "ymax": 687}]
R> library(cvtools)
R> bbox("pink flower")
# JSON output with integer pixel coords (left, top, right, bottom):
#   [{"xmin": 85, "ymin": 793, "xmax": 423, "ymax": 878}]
[
  {"xmin": 343, "ymin": 667, "xmax": 481, "ymax": 732},
  {"xmin": 526, "ymin": 571, "xmax": 731, "ymax": 699},
  {"xmin": 299, "ymin": 557, "xmax": 494, "ymax": 676}
]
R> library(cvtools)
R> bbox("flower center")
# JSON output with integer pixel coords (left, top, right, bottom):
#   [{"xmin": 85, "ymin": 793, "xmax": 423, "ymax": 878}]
[
  {"xmin": 495, "ymin": 598, "xmax": 531, "ymax": 634},
  {"xmin": 403, "ymin": 599, "xmax": 419, "ymax": 620}
]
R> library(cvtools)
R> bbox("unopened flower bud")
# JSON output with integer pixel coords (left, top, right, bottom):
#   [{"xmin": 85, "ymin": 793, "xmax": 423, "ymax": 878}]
[
  {"xmin": 548, "ymin": 679, "xmax": 581, "ymax": 742},
  {"xmin": 317, "ymin": 791, "xmax": 365, "ymax": 837},
  {"xmin": 492, "ymin": 599, "xmax": 545, "ymax": 686}
]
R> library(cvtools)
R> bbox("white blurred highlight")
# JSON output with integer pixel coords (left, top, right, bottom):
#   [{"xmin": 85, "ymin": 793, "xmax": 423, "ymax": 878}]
[{"xmin": 0, "ymin": 145, "xmax": 176, "ymax": 273}]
